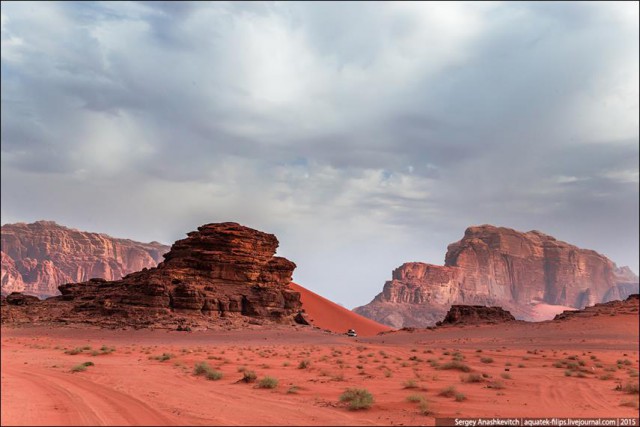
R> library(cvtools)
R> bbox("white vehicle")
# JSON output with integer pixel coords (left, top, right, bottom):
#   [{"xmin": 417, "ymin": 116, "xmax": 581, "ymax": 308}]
[{"xmin": 346, "ymin": 329, "xmax": 357, "ymax": 337}]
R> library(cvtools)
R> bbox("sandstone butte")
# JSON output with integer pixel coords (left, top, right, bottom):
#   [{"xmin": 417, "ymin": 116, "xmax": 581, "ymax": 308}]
[
  {"xmin": 1, "ymin": 222, "xmax": 309, "ymax": 329},
  {"xmin": 1, "ymin": 220, "xmax": 169, "ymax": 298},
  {"xmin": 354, "ymin": 224, "xmax": 639, "ymax": 328}
]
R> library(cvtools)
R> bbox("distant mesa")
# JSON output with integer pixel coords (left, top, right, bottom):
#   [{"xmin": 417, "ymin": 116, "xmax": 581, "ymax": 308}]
[
  {"xmin": 2, "ymin": 222, "xmax": 305, "ymax": 329},
  {"xmin": 354, "ymin": 224, "xmax": 639, "ymax": 328},
  {"xmin": 1, "ymin": 220, "xmax": 170, "ymax": 299}
]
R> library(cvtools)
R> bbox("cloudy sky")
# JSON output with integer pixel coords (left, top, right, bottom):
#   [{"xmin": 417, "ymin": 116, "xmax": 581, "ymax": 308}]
[{"xmin": 2, "ymin": 1, "xmax": 638, "ymax": 308}]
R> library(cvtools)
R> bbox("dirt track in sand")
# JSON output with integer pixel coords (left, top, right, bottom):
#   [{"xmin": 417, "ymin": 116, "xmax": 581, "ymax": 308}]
[{"xmin": 2, "ymin": 308, "xmax": 639, "ymax": 426}]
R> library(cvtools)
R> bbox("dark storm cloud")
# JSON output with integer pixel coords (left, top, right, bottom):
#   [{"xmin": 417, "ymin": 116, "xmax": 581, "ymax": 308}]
[{"xmin": 1, "ymin": 1, "xmax": 638, "ymax": 308}]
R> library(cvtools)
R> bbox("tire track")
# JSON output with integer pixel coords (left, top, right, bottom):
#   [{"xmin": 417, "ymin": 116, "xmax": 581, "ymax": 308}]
[{"xmin": 2, "ymin": 366, "xmax": 174, "ymax": 426}]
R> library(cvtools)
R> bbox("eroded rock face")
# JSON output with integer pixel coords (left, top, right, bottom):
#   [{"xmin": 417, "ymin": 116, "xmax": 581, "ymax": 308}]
[
  {"xmin": 439, "ymin": 305, "xmax": 516, "ymax": 326},
  {"xmin": 2, "ymin": 222, "xmax": 303, "ymax": 329},
  {"xmin": 1, "ymin": 221, "xmax": 169, "ymax": 298},
  {"xmin": 553, "ymin": 294, "xmax": 639, "ymax": 320},
  {"xmin": 354, "ymin": 225, "xmax": 639, "ymax": 328}
]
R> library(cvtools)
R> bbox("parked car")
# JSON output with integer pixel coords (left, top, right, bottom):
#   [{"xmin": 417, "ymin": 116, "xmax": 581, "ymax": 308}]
[{"xmin": 346, "ymin": 329, "xmax": 357, "ymax": 337}]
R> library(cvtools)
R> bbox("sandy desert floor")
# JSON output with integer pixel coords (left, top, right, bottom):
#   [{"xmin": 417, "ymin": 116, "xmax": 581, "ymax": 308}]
[{"xmin": 2, "ymin": 308, "xmax": 639, "ymax": 427}]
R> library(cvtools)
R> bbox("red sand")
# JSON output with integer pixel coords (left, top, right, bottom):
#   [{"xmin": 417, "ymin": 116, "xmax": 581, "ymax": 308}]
[
  {"xmin": 290, "ymin": 282, "xmax": 392, "ymax": 337},
  {"xmin": 2, "ymin": 288, "xmax": 639, "ymax": 426}
]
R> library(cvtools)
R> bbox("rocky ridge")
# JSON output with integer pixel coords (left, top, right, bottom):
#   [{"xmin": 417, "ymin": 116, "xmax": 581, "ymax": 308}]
[
  {"xmin": 1, "ymin": 221, "xmax": 169, "ymax": 298},
  {"xmin": 438, "ymin": 305, "xmax": 516, "ymax": 326},
  {"xmin": 354, "ymin": 225, "xmax": 639, "ymax": 328},
  {"xmin": 1, "ymin": 222, "xmax": 304, "ymax": 329}
]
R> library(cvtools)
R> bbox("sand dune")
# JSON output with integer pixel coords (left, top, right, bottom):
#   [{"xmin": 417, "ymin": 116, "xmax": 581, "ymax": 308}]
[{"xmin": 290, "ymin": 282, "xmax": 392, "ymax": 337}]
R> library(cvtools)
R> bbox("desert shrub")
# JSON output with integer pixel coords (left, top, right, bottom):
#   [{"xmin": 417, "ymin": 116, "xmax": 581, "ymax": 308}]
[
  {"xmin": 257, "ymin": 376, "xmax": 279, "ymax": 389},
  {"xmin": 480, "ymin": 357, "xmax": 494, "ymax": 364},
  {"xmin": 454, "ymin": 392, "xmax": 467, "ymax": 401},
  {"xmin": 205, "ymin": 370, "xmax": 223, "ymax": 381},
  {"xmin": 193, "ymin": 362, "xmax": 210, "ymax": 375},
  {"xmin": 518, "ymin": 364, "xmax": 525, "ymax": 368},
  {"xmin": 65, "ymin": 347, "xmax": 84, "ymax": 355},
  {"xmin": 287, "ymin": 386, "xmax": 299, "ymax": 394},
  {"xmin": 500, "ymin": 373, "xmax": 512, "ymax": 379},
  {"xmin": 241, "ymin": 370, "xmax": 257, "ymax": 383},
  {"xmin": 153, "ymin": 353, "xmax": 174, "ymax": 362},
  {"xmin": 403, "ymin": 379, "xmax": 419, "ymax": 389},
  {"xmin": 618, "ymin": 359, "xmax": 632, "ymax": 366},
  {"xmin": 427, "ymin": 358, "xmax": 440, "ymax": 368},
  {"xmin": 99, "ymin": 345, "xmax": 115, "ymax": 354},
  {"xmin": 620, "ymin": 399, "xmax": 639, "ymax": 409},
  {"xmin": 486, "ymin": 381, "xmax": 505, "ymax": 389},
  {"xmin": 298, "ymin": 359, "xmax": 311, "ymax": 369},
  {"xmin": 599, "ymin": 373, "xmax": 614, "ymax": 380},
  {"xmin": 438, "ymin": 386, "xmax": 457, "ymax": 397},
  {"xmin": 438, "ymin": 361, "xmax": 471, "ymax": 372},
  {"xmin": 418, "ymin": 400, "xmax": 432, "ymax": 415},
  {"xmin": 406, "ymin": 394, "xmax": 425, "ymax": 403},
  {"xmin": 340, "ymin": 388, "xmax": 374, "ymax": 410},
  {"xmin": 71, "ymin": 361, "xmax": 93, "ymax": 372},
  {"xmin": 462, "ymin": 373, "xmax": 484, "ymax": 383},
  {"xmin": 622, "ymin": 382, "xmax": 640, "ymax": 394}
]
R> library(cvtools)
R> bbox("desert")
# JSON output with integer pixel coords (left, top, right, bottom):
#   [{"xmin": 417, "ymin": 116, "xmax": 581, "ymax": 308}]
[
  {"xmin": 2, "ymin": 294, "xmax": 639, "ymax": 426},
  {"xmin": 2, "ymin": 221, "xmax": 639, "ymax": 426},
  {"xmin": 2, "ymin": 2, "xmax": 639, "ymax": 426}
]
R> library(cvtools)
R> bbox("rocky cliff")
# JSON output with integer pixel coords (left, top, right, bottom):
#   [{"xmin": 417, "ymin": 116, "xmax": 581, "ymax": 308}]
[
  {"xmin": 1, "ymin": 222, "xmax": 304, "ymax": 329},
  {"xmin": 354, "ymin": 225, "xmax": 639, "ymax": 328},
  {"xmin": 1, "ymin": 221, "xmax": 169, "ymax": 298}
]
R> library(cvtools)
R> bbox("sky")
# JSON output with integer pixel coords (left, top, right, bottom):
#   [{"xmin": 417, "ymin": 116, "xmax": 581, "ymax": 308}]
[{"xmin": 1, "ymin": 1, "xmax": 638, "ymax": 309}]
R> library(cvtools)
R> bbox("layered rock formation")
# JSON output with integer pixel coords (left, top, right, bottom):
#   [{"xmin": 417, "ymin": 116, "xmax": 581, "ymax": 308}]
[
  {"xmin": 438, "ymin": 305, "xmax": 516, "ymax": 326},
  {"xmin": 553, "ymin": 294, "xmax": 639, "ymax": 321},
  {"xmin": 1, "ymin": 222, "xmax": 303, "ymax": 329},
  {"xmin": 1, "ymin": 221, "xmax": 169, "ymax": 298},
  {"xmin": 354, "ymin": 225, "xmax": 639, "ymax": 328}
]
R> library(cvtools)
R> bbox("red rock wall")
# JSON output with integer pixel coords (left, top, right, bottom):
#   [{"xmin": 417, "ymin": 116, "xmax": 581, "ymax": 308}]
[
  {"xmin": 1, "ymin": 221, "xmax": 169, "ymax": 298},
  {"xmin": 355, "ymin": 225, "xmax": 639, "ymax": 327}
]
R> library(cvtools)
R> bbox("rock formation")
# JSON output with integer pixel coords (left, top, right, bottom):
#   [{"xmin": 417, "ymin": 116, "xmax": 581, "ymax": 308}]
[
  {"xmin": 1, "ymin": 221, "xmax": 169, "ymax": 298},
  {"xmin": 553, "ymin": 294, "xmax": 639, "ymax": 321},
  {"xmin": 354, "ymin": 225, "xmax": 639, "ymax": 328},
  {"xmin": 438, "ymin": 305, "xmax": 516, "ymax": 326},
  {"xmin": 1, "ymin": 222, "xmax": 304, "ymax": 329}
]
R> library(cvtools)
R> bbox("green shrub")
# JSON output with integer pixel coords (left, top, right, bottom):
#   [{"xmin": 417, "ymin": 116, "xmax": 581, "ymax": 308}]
[
  {"xmin": 194, "ymin": 362, "xmax": 214, "ymax": 376},
  {"xmin": 241, "ymin": 370, "xmax": 257, "ymax": 383},
  {"xmin": 298, "ymin": 359, "xmax": 311, "ymax": 369},
  {"xmin": 438, "ymin": 361, "xmax": 471, "ymax": 372},
  {"xmin": 153, "ymin": 353, "xmax": 174, "ymax": 362},
  {"xmin": 454, "ymin": 392, "xmax": 467, "ymax": 401},
  {"xmin": 462, "ymin": 373, "xmax": 484, "ymax": 383},
  {"xmin": 406, "ymin": 394, "xmax": 425, "ymax": 403},
  {"xmin": 71, "ymin": 361, "xmax": 93, "ymax": 372},
  {"xmin": 205, "ymin": 370, "xmax": 223, "ymax": 381},
  {"xmin": 622, "ymin": 382, "xmax": 639, "ymax": 394},
  {"xmin": 438, "ymin": 386, "xmax": 457, "ymax": 397},
  {"xmin": 339, "ymin": 388, "xmax": 374, "ymax": 410},
  {"xmin": 257, "ymin": 376, "xmax": 279, "ymax": 389},
  {"xmin": 418, "ymin": 400, "xmax": 432, "ymax": 415}
]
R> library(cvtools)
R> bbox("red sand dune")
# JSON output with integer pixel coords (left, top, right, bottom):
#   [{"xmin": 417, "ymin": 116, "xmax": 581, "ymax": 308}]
[{"xmin": 290, "ymin": 282, "xmax": 392, "ymax": 336}]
